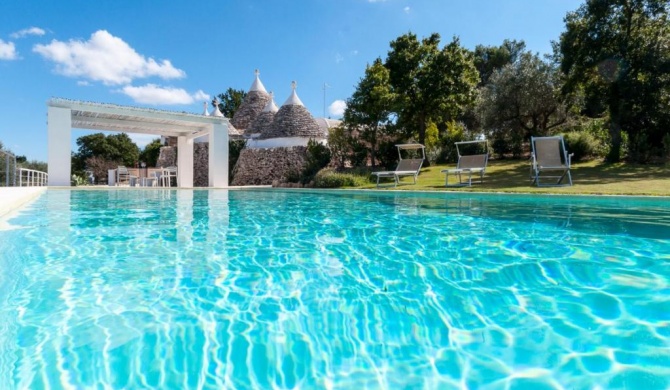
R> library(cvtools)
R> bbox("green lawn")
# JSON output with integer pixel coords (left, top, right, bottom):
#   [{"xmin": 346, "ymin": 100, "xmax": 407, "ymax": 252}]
[{"xmin": 358, "ymin": 159, "xmax": 670, "ymax": 196}]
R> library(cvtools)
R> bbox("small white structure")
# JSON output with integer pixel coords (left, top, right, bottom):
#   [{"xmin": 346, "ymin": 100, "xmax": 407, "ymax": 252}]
[{"xmin": 47, "ymin": 98, "xmax": 231, "ymax": 187}]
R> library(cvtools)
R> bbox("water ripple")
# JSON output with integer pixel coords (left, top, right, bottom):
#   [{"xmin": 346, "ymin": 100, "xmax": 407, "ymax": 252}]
[{"xmin": 0, "ymin": 189, "xmax": 668, "ymax": 389}]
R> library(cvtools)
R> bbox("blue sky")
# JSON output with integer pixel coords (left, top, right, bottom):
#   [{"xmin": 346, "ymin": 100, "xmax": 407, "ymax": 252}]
[{"xmin": 0, "ymin": 0, "xmax": 583, "ymax": 162}]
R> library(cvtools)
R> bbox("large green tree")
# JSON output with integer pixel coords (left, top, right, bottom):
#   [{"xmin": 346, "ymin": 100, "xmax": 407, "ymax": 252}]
[
  {"xmin": 479, "ymin": 52, "xmax": 568, "ymax": 155},
  {"xmin": 473, "ymin": 39, "xmax": 527, "ymax": 86},
  {"xmin": 558, "ymin": 0, "xmax": 670, "ymax": 162},
  {"xmin": 213, "ymin": 88, "xmax": 247, "ymax": 118},
  {"xmin": 343, "ymin": 58, "xmax": 396, "ymax": 168},
  {"xmin": 139, "ymin": 138, "xmax": 162, "ymax": 167},
  {"xmin": 385, "ymin": 33, "xmax": 479, "ymax": 147},
  {"xmin": 73, "ymin": 133, "xmax": 140, "ymax": 172}
]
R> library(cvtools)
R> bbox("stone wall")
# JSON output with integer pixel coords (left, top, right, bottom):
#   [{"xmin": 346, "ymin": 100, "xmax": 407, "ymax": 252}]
[
  {"xmin": 194, "ymin": 143, "xmax": 208, "ymax": 187},
  {"xmin": 231, "ymin": 146, "xmax": 308, "ymax": 186},
  {"xmin": 156, "ymin": 146, "xmax": 177, "ymax": 168}
]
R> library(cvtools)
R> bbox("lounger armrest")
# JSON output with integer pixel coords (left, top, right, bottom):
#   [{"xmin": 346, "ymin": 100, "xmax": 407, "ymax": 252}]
[{"xmin": 567, "ymin": 153, "xmax": 574, "ymax": 167}]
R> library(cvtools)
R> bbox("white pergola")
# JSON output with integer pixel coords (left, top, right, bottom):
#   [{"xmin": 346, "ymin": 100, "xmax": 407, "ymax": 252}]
[{"xmin": 47, "ymin": 98, "xmax": 230, "ymax": 187}]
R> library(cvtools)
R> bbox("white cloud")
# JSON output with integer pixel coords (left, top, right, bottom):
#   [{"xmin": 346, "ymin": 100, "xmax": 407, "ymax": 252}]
[
  {"xmin": 335, "ymin": 52, "xmax": 344, "ymax": 64},
  {"xmin": 0, "ymin": 39, "xmax": 18, "ymax": 60},
  {"xmin": 33, "ymin": 30, "xmax": 185, "ymax": 85},
  {"xmin": 77, "ymin": 80, "xmax": 91, "ymax": 86},
  {"xmin": 120, "ymin": 84, "xmax": 209, "ymax": 105},
  {"xmin": 351, "ymin": 50, "xmax": 359, "ymax": 56},
  {"xmin": 404, "ymin": 6, "xmax": 411, "ymax": 13},
  {"xmin": 328, "ymin": 100, "xmax": 347, "ymax": 117},
  {"xmin": 11, "ymin": 27, "xmax": 46, "ymax": 39}
]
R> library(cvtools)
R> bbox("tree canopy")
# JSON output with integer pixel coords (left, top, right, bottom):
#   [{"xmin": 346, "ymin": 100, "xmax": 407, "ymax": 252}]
[
  {"xmin": 213, "ymin": 88, "xmax": 247, "ymax": 118},
  {"xmin": 139, "ymin": 138, "xmax": 162, "ymax": 167},
  {"xmin": 72, "ymin": 133, "xmax": 140, "ymax": 172},
  {"xmin": 479, "ymin": 52, "xmax": 568, "ymax": 155},
  {"xmin": 386, "ymin": 33, "xmax": 479, "ymax": 146},
  {"xmin": 558, "ymin": 0, "xmax": 670, "ymax": 162},
  {"xmin": 473, "ymin": 39, "xmax": 527, "ymax": 86},
  {"xmin": 343, "ymin": 58, "xmax": 396, "ymax": 167}
]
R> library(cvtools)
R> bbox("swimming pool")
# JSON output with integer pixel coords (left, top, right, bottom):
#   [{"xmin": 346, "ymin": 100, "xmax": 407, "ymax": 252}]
[{"xmin": 0, "ymin": 189, "xmax": 668, "ymax": 389}]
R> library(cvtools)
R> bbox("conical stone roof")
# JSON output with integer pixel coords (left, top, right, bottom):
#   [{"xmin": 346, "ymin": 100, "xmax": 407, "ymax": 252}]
[
  {"xmin": 260, "ymin": 82, "xmax": 323, "ymax": 139},
  {"xmin": 247, "ymin": 92, "xmax": 278, "ymax": 135},
  {"xmin": 230, "ymin": 69, "xmax": 271, "ymax": 130}
]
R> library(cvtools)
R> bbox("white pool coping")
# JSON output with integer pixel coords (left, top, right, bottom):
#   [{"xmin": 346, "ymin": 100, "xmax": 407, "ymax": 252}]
[{"xmin": 0, "ymin": 187, "xmax": 47, "ymax": 219}]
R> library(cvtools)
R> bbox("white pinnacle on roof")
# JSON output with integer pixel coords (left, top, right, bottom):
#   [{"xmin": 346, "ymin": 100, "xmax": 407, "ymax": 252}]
[
  {"xmin": 210, "ymin": 99, "xmax": 224, "ymax": 117},
  {"xmin": 202, "ymin": 102, "xmax": 210, "ymax": 116},
  {"xmin": 249, "ymin": 69, "xmax": 267, "ymax": 93},
  {"xmin": 282, "ymin": 81, "xmax": 304, "ymax": 106},
  {"xmin": 262, "ymin": 92, "xmax": 279, "ymax": 113}
]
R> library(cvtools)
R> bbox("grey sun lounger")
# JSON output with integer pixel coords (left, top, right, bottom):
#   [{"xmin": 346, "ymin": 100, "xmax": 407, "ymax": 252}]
[
  {"xmin": 441, "ymin": 140, "xmax": 489, "ymax": 187},
  {"xmin": 372, "ymin": 144, "xmax": 425, "ymax": 188},
  {"xmin": 530, "ymin": 135, "xmax": 574, "ymax": 186}
]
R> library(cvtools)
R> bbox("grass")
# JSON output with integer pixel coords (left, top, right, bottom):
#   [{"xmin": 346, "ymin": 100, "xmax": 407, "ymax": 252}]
[{"xmin": 353, "ymin": 159, "xmax": 670, "ymax": 196}]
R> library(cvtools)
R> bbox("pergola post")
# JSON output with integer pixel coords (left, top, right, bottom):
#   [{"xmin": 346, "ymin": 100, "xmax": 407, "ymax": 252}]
[
  {"xmin": 177, "ymin": 136, "xmax": 194, "ymax": 187},
  {"xmin": 47, "ymin": 106, "xmax": 72, "ymax": 186},
  {"xmin": 209, "ymin": 123, "xmax": 229, "ymax": 187}
]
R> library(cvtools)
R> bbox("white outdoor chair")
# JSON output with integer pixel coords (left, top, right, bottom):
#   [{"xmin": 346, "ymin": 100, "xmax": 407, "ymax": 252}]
[{"xmin": 160, "ymin": 167, "xmax": 178, "ymax": 187}]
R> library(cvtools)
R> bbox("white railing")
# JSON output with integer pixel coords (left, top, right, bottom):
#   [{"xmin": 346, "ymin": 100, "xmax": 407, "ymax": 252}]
[{"xmin": 18, "ymin": 168, "xmax": 48, "ymax": 187}]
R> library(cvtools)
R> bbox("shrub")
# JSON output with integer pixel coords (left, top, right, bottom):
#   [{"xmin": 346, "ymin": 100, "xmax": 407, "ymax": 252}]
[
  {"xmin": 562, "ymin": 132, "xmax": 599, "ymax": 162},
  {"xmin": 71, "ymin": 174, "xmax": 87, "ymax": 187},
  {"xmin": 350, "ymin": 138, "xmax": 369, "ymax": 168},
  {"xmin": 85, "ymin": 156, "xmax": 120, "ymax": 184},
  {"xmin": 328, "ymin": 126, "xmax": 350, "ymax": 169},
  {"xmin": 663, "ymin": 133, "xmax": 670, "ymax": 159},
  {"xmin": 376, "ymin": 140, "xmax": 401, "ymax": 170},
  {"xmin": 314, "ymin": 168, "xmax": 369, "ymax": 188},
  {"xmin": 491, "ymin": 136, "xmax": 512, "ymax": 159},
  {"xmin": 301, "ymin": 139, "xmax": 332, "ymax": 183}
]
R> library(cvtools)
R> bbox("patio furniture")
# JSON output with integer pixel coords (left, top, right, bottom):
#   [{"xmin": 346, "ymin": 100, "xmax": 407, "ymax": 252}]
[
  {"xmin": 160, "ymin": 167, "xmax": 178, "ymax": 187},
  {"xmin": 530, "ymin": 135, "xmax": 574, "ymax": 186},
  {"xmin": 116, "ymin": 166, "xmax": 130, "ymax": 186},
  {"xmin": 441, "ymin": 140, "xmax": 489, "ymax": 187},
  {"xmin": 372, "ymin": 144, "xmax": 425, "ymax": 188}
]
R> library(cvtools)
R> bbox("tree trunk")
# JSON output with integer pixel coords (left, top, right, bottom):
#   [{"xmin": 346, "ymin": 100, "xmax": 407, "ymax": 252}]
[
  {"xmin": 607, "ymin": 86, "xmax": 623, "ymax": 163},
  {"xmin": 417, "ymin": 115, "xmax": 429, "ymax": 166}
]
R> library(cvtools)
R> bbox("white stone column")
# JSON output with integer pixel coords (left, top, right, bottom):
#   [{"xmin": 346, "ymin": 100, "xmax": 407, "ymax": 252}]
[
  {"xmin": 47, "ymin": 106, "xmax": 72, "ymax": 186},
  {"xmin": 177, "ymin": 136, "xmax": 194, "ymax": 188},
  {"xmin": 209, "ymin": 123, "xmax": 229, "ymax": 187}
]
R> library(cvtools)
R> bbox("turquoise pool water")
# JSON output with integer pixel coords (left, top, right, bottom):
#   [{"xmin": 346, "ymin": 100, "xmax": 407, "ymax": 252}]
[{"xmin": 0, "ymin": 189, "xmax": 669, "ymax": 389}]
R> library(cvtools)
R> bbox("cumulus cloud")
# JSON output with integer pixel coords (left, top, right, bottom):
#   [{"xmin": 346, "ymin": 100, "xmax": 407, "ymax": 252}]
[
  {"xmin": 0, "ymin": 39, "xmax": 18, "ymax": 60},
  {"xmin": 328, "ymin": 100, "xmax": 347, "ymax": 117},
  {"xmin": 335, "ymin": 52, "xmax": 344, "ymax": 64},
  {"xmin": 33, "ymin": 30, "xmax": 185, "ymax": 85},
  {"xmin": 404, "ymin": 6, "xmax": 411, "ymax": 13},
  {"xmin": 11, "ymin": 27, "xmax": 46, "ymax": 39},
  {"xmin": 120, "ymin": 84, "xmax": 209, "ymax": 105}
]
